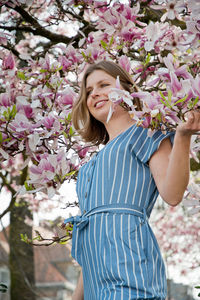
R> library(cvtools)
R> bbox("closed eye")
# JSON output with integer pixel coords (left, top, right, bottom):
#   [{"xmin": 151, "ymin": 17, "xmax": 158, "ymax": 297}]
[
  {"xmin": 86, "ymin": 82, "xmax": 110, "ymax": 96},
  {"xmin": 100, "ymin": 83, "xmax": 110, "ymax": 88}
]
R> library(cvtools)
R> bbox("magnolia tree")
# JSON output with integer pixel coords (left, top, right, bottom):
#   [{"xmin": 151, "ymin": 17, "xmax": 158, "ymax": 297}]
[
  {"xmin": 0, "ymin": 0, "xmax": 200, "ymax": 297},
  {"xmin": 0, "ymin": 0, "xmax": 200, "ymax": 205}
]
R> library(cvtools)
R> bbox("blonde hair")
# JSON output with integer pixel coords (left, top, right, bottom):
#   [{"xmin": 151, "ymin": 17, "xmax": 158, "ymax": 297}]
[{"xmin": 72, "ymin": 60, "xmax": 141, "ymax": 145}]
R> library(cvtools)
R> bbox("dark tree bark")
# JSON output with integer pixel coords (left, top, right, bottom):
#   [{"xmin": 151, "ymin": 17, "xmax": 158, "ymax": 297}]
[{"xmin": 9, "ymin": 200, "xmax": 36, "ymax": 300}]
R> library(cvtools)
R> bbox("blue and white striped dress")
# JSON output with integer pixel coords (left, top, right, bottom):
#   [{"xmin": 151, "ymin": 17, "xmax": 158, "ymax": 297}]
[{"xmin": 66, "ymin": 124, "xmax": 174, "ymax": 300}]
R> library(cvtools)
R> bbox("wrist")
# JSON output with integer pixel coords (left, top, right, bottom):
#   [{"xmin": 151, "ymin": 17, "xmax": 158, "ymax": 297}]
[{"xmin": 174, "ymin": 130, "xmax": 191, "ymax": 145}]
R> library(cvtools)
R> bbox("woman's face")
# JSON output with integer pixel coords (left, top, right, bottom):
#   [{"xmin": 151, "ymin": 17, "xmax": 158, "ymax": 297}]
[{"xmin": 86, "ymin": 70, "xmax": 123, "ymax": 123}]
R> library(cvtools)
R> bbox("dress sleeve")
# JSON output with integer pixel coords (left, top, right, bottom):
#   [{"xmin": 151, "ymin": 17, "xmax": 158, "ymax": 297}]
[{"xmin": 131, "ymin": 126, "xmax": 175, "ymax": 164}]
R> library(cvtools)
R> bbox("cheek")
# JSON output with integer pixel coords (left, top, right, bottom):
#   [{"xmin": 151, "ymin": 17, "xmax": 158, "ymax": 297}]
[{"xmin": 86, "ymin": 97, "xmax": 92, "ymax": 111}]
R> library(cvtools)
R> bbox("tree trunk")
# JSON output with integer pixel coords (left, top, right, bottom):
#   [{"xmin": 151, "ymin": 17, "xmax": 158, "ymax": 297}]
[{"xmin": 9, "ymin": 199, "xmax": 36, "ymax": 300}]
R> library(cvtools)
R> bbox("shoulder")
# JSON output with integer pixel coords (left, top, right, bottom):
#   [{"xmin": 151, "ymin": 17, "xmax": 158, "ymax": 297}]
[{"xmin": 131, "ymin": 126, "xmax": 175, "ymax": 163}]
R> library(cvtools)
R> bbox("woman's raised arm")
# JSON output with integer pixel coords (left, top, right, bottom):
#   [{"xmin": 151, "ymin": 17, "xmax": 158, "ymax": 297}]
[{"xmin": 149, "ymin": 111, "xmax": 200, "ymax": 206}]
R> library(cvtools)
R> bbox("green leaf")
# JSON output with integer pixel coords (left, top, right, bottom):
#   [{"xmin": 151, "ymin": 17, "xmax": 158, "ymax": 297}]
[
  {"xmin": 24, "ymin": 181, "xmax": 34, "ymax": 191},
  {"xmin": 2, "ymin": 137, "xmax": 11, "ymax": 143},
  {"xmin": 69, "ymin": 126, "xmax": 74, "ymax": 136},
  {"xmin": 174, "ymin": 94, "xmax": 188, "ymax": 105},
  {"xmin": 101, "ymin": 40, "xmax": 108, "ymax": 50},
  {"xmin": 195, "ymin": 286, "xmax": 200, "ymax": 289},
  {"xmin": 20, "ymin": 233, "xmax": 28, "ymax": 243},
  {"xmin": 3, "ymin": 110, "xmax": 9, "ymax": 121},
  {"xmin": 167, "ymin": 89, "xmax": 172, "ymax": 104},
  {"xmin": 109, "ymin": 36, "xmax": 114, "ymax": 48},
  {"xmin": 159, "ymin": 91, "xmax": 171, "ymax": 108},
  {"xmin": 17, "ymin": 71, "xmax": 26, "ymax": 80},
  {"xmin": 63, "ymin": 170, "xmax": 76, "ymax": 180},
  {"xmin": 144, "ymin": 53, "xmax": 151, "ymax": 65},
  {"xmin": 67, "ymin": 113, "xmax": 71, "ymax": 121},
  {"xmin": 157, "ymin": 113, "xmax": 162, "ymax": 122},
  {"xmin": 159, "ymin": 98, "xmax": 169, "ymax": 108},
  {"xmin": 81, "ymin": 51, "xmax": 87, "ymax": 59},
  {"xmin": 57, "ymin": 65, "xmax": 63, "ymax": 71},
  {"xmin": 193, "ymin": 96, "xmax": 199, "ymax": 106},
  {"xmin": 116, "ymin": 44, "xmax": 123, "ymax": 50},
  {"xmin": 62, "ymin": 131, "xmax": 68, "ymax": 139},
  {"xmin": 10, "ymin": 105, "xmax": 17, "ymax": 118},
  {"xmin": 59, "ymin": 240, "xmax": 69, "ymax": 245},
  {"xmin": 40, "ymin": 69, "xmax": 48, "ymax": 73},
  {"xmin": 0, "ymin": 132, "xmax": 3, "ymax": 143}
]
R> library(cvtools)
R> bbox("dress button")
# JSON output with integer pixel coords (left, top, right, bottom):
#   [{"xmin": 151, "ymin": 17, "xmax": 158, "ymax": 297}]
[
  {"xmin": 88, "ymin": 178, "xmax": 90, "ymax": 182},
  {"xmin": 85, "ymin": 192, "xmax": 87, "ymax": 198},
  {"xmin": 83, "ymin": 210, "xmax": 86, "ymax": 214},
  {"xmin": 91, "ymin": 161, "xmax": 94, "ymax": 166}
]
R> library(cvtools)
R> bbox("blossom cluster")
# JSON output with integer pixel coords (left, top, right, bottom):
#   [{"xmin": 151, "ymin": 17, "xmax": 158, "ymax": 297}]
[
  {"xmin": 108, "ymin": 53, "xmax": 200, "ymax": 147},
  {"xmin": 0, "ymin": 0, "xmax": 199, "ymax": 204}
]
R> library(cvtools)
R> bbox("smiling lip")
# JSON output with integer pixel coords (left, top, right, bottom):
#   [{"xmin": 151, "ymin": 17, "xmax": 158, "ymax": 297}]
[{"xmin": 95, "ymin": 100, "xmax": 108, "ymax": 108}]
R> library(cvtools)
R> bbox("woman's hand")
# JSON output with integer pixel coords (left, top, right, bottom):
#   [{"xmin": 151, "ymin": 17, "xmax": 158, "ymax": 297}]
[
  {"xmin": 72, "ymin": 270, "xmax": 84, "ymax": 300},
  {"xmin": 176, "ymin": 111, "xmax": 200, "ymax": 136}
]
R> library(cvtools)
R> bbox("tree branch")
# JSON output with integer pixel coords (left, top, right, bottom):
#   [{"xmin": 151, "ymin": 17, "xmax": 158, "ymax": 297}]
[{"xmin": 1, "ymin": 4, "xmax": 97, "ymax": 50}]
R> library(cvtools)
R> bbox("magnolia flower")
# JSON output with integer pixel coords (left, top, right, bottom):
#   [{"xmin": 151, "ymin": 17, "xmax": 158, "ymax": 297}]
[
  {"xmin": 187, "ymin": 0, "xmax": 200, "ymax": 20},
  {"xmin": 183, "ymin": 180, "xmax": 200, "ymax": 215},
  {"xmin": 144, "ymin": 21, "xmax": 168, "ymax": 51},
  {"xmin": 0, "ymin": 93, "xmax": 11, "ymax": 107},
  {"xmin": 58, "ymin": 56, "xmax": 72, "ymax": 71},
  {"xmin": 0, "ymin": 32, "xmax": 8, "ymax": 45},
  {"xmin": 107, "ymin": 76, "xmax": 133, "ymax": 123},
  {"xmin": 118, "ymin": 55, "xmax": 131, "ymax": 73},
  {"xmin": 2, "ymin": 53, "xmax": 15, "ymax": 70},
  {"xmin": 28, "ymin": 133, "xmax": 40, "ymax": 152},
  {"xmin": 151, "ymin": 0, "xmax": 186, "ymax": 22},
  {"xmin": 58, "ymin": 88, "xmax": 76, "ymax": 107},
  {"xmin": 150, "ymin": 109, "xmax": 160, "ymax": 118}
]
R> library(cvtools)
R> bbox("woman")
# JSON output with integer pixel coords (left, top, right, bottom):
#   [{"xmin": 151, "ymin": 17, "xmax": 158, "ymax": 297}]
[{"xmin": 66, "ymin": 61, "xmax": 200, "ymax": 300}]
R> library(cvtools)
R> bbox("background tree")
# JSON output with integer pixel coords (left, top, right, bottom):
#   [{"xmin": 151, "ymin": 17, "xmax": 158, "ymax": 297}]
[{"xmin": 0, "ymin": 0, "xmax": 200, "ymax": 299}]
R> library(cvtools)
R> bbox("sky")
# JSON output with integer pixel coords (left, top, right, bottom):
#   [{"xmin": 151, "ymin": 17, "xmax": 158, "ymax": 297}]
[{"xmin": 0, "ymin": 180, "xmax": 80, "ymax": 229}]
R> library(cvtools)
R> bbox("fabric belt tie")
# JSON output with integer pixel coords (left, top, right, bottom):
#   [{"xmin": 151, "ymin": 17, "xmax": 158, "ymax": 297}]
[{"xmin": 64, "ymin": 203, "xmax": 147, "ymax": 265}]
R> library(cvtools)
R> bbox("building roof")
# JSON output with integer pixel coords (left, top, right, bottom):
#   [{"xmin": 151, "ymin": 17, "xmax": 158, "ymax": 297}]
[{"xmin": 0, "ymin": 225, "xmax": 76, "ymax": 287}]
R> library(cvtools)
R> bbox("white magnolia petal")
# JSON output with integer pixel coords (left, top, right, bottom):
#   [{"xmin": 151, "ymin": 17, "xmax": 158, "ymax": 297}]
[
  {"xmin": 28, "ymin": 133, "xmax": 40, "ymax": 151},
  {"xmin": 16, "ymin": 96, "xmax": 29, "ymax": 105},
  {"xmin": 188, "ymin": 207, "xmax": 200, "ymax": 215},
  {"xmin": 144, "ymin": 41, "xmax": 154, "ymax": 51},
  {"xmin": 49, "ymin": 155, "xmax": 57, "ymax": 169},
  {"xmin": 45, "ymin": 171, "xmax": 55, "ymax": 180},
  {"xmin": 150, "ymin": 109, "xmax": 159, "ymax": 118},
  {"xmin": 0, "ymin": 148, "xmax": 9, "ymax": 159},
  {"xmin": 47, "ymin": 186, "xmax": 56, "ymax": 198},
  {"xmin": 106, "ymin": 104, "xmax": 114, "ymax": 123},
  {"xmin": 20, "ymin": 157, "xmax": 31, "ymax": 170},
  {"xmin": 183, "ymin": 199, "xmax": 200, "ymax": 206}
]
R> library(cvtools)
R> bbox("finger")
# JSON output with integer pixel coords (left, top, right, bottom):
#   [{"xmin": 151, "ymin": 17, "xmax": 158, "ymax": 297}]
[
  {"xmin": 185, "ymin": 111, "xmax": 194, "ymax": 124},
  {"xmin": 193, "ymin": 111, "xmax": 200, "ymax": 124}
]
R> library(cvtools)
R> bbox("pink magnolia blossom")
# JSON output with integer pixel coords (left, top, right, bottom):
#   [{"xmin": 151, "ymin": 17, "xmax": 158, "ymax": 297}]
[
  {"xmin": 151, "ymin": 1, "xmax": 186, "ymax": 22},
  {"xmin": 118, "ymin": 55, "xmax": 131, "ymax": 73},
  {"xmin": 42, "ymin": 115, "xmax": 56, "ymax": 130},
  {"xmin": 58, "ymin": 56, "xmax": 72, "ymax": 71},
  {"xmin": 58, "ymin": 88, "xmax": 76, "ymax": 108},
  {"xmin": 0, "ymin": 32, "xmax": 8, "ymax": 45},
  {"xmin": 0, "ymin": 93, "xmax": 11, "ymax": 107},
  {"xmin": 2, "ymin": 53, "xmax": 15, "ymax": 70}
]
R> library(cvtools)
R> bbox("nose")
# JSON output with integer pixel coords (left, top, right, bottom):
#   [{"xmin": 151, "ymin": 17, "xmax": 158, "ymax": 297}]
[{"xmin": 90, "ymin": 88, "xmax": 99, "ymax": 98}]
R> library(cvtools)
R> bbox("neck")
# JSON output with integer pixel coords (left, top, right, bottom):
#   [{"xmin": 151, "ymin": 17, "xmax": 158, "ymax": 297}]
[{"xmin": 104, "ymin": 110, "xmax": 135, "ymax": 141}]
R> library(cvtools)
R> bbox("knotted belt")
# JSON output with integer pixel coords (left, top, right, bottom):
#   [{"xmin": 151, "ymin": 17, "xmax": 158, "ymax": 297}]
[{"xmin": 64, "ymin": 203, "xmax": 148, "ymax": 265}]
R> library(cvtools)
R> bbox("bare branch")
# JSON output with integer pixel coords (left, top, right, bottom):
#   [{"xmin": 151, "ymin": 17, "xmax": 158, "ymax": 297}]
[{"xmin": 1, "ymin": 3, "xmax": 98, "ymax": 49}]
